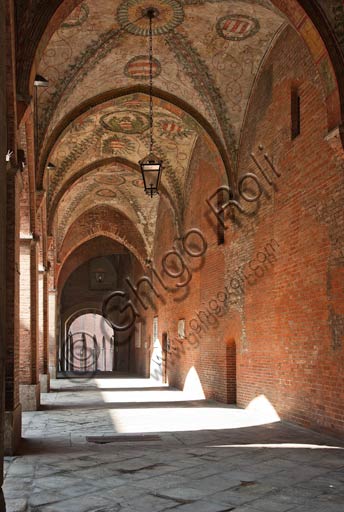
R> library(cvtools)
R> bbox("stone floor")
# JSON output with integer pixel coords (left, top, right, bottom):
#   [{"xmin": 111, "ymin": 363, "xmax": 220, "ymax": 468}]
[{"xmin": 4, "ymin": 376, "xmax": 344, "ymax": 512}]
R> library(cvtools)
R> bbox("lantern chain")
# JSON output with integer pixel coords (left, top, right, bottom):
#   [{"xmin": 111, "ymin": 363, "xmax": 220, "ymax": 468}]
[{"xmin": 149, "ymin": 10, "xmax": 154, "ymax": 153}]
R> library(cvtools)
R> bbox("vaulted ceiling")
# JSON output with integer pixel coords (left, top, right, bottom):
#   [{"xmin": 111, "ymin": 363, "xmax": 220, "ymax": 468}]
[{"xmin": 33, "ymin": 0, "xmax": 289, "ymax": 261}]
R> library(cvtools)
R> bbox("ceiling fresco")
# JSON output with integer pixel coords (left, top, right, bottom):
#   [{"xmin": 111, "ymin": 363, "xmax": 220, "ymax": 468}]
[
  {"xmin": 48, "ymin": 92, "xmax": 204, "ymax": 254},
  {"xmin": 35, "ymin": 0, "xmax": 289, "ymax": 260},
  {"xmin": 55, "ymin": 163, "xmax": 160, "ymax": 255},
  {"xmin": 47, "ymin": 92, "xmax": 200, "ymax": 202},
  {"xmin": 37, "ymin": 0, "xmax": 285, "ymax": 163}
]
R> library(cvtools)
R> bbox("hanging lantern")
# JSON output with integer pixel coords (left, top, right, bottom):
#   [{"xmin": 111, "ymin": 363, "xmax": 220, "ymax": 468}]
[
  {"xmin": 139, "ymin": 151, "xmax": 162, "ymax": 197},
  {"xmin": 139, "ymin": 8, "xmax": 163, "ymax": 197}
]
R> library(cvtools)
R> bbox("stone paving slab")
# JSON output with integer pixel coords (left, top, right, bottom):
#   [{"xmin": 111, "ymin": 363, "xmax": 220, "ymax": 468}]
[{"xmin": 4, "ymin": 378, "xmax": 344, "ymax": 512}]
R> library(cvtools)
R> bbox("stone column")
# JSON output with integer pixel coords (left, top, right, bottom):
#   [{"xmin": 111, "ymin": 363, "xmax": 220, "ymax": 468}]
[{"xmin": 19, "ymin": 236, "xmax": 40, "ymax": 411}]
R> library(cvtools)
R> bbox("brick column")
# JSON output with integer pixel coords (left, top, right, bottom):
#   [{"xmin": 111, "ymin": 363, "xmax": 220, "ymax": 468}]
[
  {"xmin": 19, "ymin": 236, "xmax": 40, "ymax": 411},
  {"xmin": 0, "ymin": 0, "xmax": 7, "ymax": 503},
  {"xmin": 4, "ymin": 165, "xmax": 21, "ymax": 454},
  {"xmin": 39, "ymin": 267, "xmax": 50, "ymax": 392},
  {"xmin": 4, "ymin": 0, "xmax": 21, "ymax": 453},
  {"xmin": 48, "ymin": 289, "xmax": 57, "ymax": 379}
]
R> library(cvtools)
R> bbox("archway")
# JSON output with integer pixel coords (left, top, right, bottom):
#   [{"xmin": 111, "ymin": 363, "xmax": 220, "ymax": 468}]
[{"xmin": 61, "ymin": 312, "xmax": 117, "ymax": 374}]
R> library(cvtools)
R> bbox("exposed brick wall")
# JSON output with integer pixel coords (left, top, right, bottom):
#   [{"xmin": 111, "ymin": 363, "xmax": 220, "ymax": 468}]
[
  {"xmin": 234, "ymin": 25, "xmax": 344, "ymax": 436},
  {"xmin": 5, "ymin": 0, "xmax": 21, "ymax": 414},
  {"xmin": 58, "ymin": 205, "xmax": 147, "ymax": 267},
  {"xmin": 133, "ymin": 26, "xmax": 344, "ymax": 437},
  {"xmin": 5, "ymin": 170, "xmax": 20, "ymax": 408},
  {"xmin": 38, "ymin": 269, "xmax": 44, "ymax": 374},
  {"xmin": 19, "ymin": 239, "xmax": 39, "ymax": 385},
  {"xmin": 0, "ymin": 0, "xmax": 7, "ymax": 490}
]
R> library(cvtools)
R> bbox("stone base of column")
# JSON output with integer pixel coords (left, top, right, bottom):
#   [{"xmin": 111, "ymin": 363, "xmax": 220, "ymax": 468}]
[
  {"xmin": 4, "ymin": 403, "xmax": 22, "ymax": 455},
  {"xmin": 0, "ymin": 489, "xmax": 5, "ymax": 512},
  {"xmin": 39, "ymin": 373, "xmax": 50, "ymax": 393},
  {"xmin": 19, "ymin": 384, "xmax": 40, "ymax": 411},
  {"xmin": 49, "ymin": 365, "xmax": 57, "ymax": 380}
]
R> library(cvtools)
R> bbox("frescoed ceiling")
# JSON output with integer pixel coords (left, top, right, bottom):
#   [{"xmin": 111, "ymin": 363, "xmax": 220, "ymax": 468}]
[
  {"xmin": 35, "ymin": 0, "xmax": 288, "ymax": 260},
  {"xmin": 55, "ymin": 162, "xmax": 162, "ymax": 255},
  {"xmin": 47, "ymin": 92, "xmax": 202, "ymax": 255},
  {"xmin": 37, "ymin": 0, "xmax": 285, "ymax": 160}
]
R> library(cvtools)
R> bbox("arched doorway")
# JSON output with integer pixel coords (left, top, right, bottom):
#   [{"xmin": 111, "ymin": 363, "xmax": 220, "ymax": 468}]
[
  {"xmin": 60, "ymin": 312, "xmax": 119, "ymax": 374},
  {"xmin": 58, "ymin": 251, "xmax": 136, "ymax": 377}
]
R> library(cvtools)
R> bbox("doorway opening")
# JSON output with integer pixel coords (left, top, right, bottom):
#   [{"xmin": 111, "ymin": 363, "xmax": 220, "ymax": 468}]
[{"xmin": 59, "ymin": 312, "xmax": 132, "ymax": 376}]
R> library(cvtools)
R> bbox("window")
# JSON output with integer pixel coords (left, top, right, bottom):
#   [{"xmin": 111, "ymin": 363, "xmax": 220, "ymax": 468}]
[
  {"xmin": 153, "ymin": 316, "xmax": 158, "ymax": 343},
  {"xmin": 178, "ymin": 319, "xmax": 185, "ymax": 339},
  {"xmin": 217, "ymin": 189, "xmax": 225, "ymax": 245},
  {"xmin": 291, "ymin": 88, "xmax": 301, "ymax": 139}
]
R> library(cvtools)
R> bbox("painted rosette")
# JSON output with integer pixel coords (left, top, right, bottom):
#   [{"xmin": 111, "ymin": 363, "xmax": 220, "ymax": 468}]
[{"xmin": 117, "ymin": 0, "xmax": 184, "ymax": 36}]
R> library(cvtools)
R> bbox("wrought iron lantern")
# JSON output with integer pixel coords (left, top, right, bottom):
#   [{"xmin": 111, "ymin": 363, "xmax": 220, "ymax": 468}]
[{"xmin": 139, "ymin": 8, "xmax": 162, "ymax": 197}]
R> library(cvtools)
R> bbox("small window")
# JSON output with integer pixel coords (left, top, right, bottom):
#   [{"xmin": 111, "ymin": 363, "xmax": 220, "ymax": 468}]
[
  {"xmin": 291, "ymin": 88, "xmax": 301, "ymax": 139},
  {"xmin": 178, "ymin": 319, "xmax": 185, "ymax": 339},
  {"xmin": 217, "ymin": 189, "xmax": 225, "ymax": 245},
  {"xmin": 153, "ymin": 316, "xmax": 158, "ymax": 343}
]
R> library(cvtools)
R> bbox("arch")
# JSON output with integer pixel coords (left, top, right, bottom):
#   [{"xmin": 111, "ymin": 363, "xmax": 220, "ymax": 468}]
[
  {"xmin": 47, "ymin": 156, "xmax": 179, "ymax": 237},
  {"xmin": 60, "ymin": 309, "xmax": 115, "ymax": 373},
  {"xmin": 57, "ymin": 235, "xmax": 137, "ymax": 291},
  {"xmin": 57, "ymin": 204, "xmax": 148, "ymax": 265},
  {"xmin": 38, "ymin": 85, "xmax": 233, "ymax": 191},
  {"xmin": 64, "ymin": 308, "xmax": 109, "ymax": 337},
  {"xmin": 17, "ymin": 0, "xmax": 344, "ymax": 150},
  {"xmin": 58, "ymin": 231, "xmax": 146, "ymax": 276}
]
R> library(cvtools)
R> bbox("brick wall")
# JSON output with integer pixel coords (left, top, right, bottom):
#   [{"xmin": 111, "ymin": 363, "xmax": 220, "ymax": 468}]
[
  {"xmin": 234, "ymin": 25, "xmax": 344, "ymax": 436},
  {"xmin": 58, "ymin": 205, "xmax": 147, "ymax": 267},
  {"xmin": 134, "ymin": 26, "xmax": 344, "ymax": 437},
  {"xmin": 0, "ymin": 0, "xmax": 7, "ymax": 492}
]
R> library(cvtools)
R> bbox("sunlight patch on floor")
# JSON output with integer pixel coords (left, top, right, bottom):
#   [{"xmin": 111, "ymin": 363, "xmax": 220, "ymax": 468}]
[
  {"xmin": 108, "ymin": 406, "xmax": 280, "ymax": 434},
  {"xmin": 207, "ymin": 443, "xmax": 344, "ymax": 450},
  {"xmin": 94, "ymin": 378, "xmax": 169, "ymax": 389}
]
